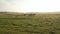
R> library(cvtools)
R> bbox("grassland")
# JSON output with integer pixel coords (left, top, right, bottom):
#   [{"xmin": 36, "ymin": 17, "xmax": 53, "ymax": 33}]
[{"xmin": 0, "ymin": 12, "xmax": 60, "ymax": 34}]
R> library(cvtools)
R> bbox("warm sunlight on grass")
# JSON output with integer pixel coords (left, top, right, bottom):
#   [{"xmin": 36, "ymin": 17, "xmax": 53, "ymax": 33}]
[{"xmin": 0, "ymin": 12, "xmax": 60, "ymax": 34}]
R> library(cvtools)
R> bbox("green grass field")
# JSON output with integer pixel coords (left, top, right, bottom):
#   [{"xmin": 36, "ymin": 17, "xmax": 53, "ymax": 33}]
[{"xmin": 0, "ymin": 13, "xmax": 60, "ymax": 34}]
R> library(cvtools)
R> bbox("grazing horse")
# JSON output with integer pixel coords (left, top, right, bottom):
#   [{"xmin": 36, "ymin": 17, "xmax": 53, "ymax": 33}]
[
  {"xmin": 24, "ymin": 13, "xmax": 36, "ymax": 16},
  {"xmin": 28, "ymin": 14, "xmax": 36, "ymax": 16},
  {"xmin": 23, "ymin": 14, "xmax": 36, "ymax": 16}
]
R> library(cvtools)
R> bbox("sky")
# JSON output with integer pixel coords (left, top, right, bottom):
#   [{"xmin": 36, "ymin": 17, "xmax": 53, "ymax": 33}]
[{"xmin": 0, "ymin": 0, "xmax": 60, "ymax": 13}]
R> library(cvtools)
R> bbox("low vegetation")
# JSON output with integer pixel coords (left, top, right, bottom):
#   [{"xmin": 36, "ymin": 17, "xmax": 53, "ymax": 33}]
[{"xmin": 0, "ymin": 12, "xmax": 60, "ymax": 34}]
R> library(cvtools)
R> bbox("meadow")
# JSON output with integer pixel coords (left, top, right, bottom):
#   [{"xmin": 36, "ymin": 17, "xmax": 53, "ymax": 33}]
[{"xmin": 0, "ymin": 13, "xmax": 60, "ymax": 34}]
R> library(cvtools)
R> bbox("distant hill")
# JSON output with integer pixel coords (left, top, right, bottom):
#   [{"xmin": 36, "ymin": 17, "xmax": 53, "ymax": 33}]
[{"xmin": 0, "ymin": 11, "xmax": 60, "ymax": 14}]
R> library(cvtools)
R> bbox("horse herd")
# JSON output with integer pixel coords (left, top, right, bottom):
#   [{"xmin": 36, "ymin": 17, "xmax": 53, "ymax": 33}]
[{"xmin": 8, "ymin": 13, "xmax": 36, "ymax": 17}]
